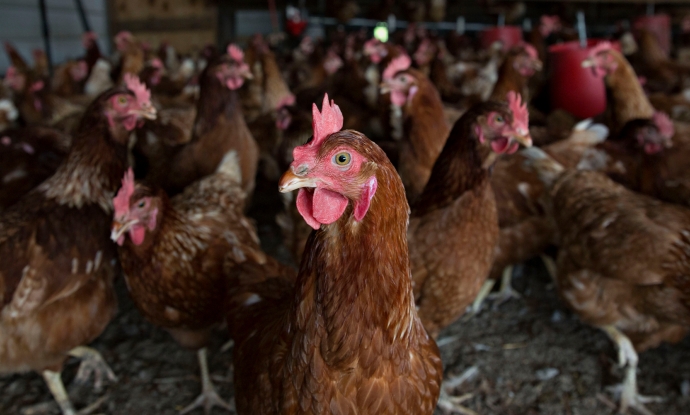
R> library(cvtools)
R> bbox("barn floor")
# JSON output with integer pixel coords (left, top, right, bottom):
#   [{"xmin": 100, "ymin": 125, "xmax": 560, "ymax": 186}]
[{"xmin": 2, "ymin": 177, "xmax": 690, "ymax": 415}]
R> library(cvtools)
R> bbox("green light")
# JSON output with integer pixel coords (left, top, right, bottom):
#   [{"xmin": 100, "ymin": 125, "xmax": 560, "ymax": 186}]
[{"xmin": 374, "ymin": 23, "xmax": 388, "ymax": 43}]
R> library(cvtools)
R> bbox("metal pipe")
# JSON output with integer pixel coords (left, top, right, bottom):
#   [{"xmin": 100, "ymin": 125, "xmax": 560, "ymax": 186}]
[
  {"xmin": 577, "ymin": 11, "xmax": 587, "ymax": 48},
  {"xmin": 38, "ymin": 0, "xmax": 52, "ymax": 76},
  {"xmin": 73, "ymin": 0, "xmax": 91, "ymax": 32}
]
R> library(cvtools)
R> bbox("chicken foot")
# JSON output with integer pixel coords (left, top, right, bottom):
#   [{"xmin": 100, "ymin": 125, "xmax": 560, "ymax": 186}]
[
  {"xmin": 487, "ymin": 265, "xmax": 522, "ymax": 305},
  {"xmin": 601, "ymin": 326, "xmax": 664, "ymax": 415},
  {"xmin": 469, "ymin": 265, "xmax": 521, "ymax": 315},
  {"xmin": 540, "ymin": 254, "xmax": 557, "ymax": 281},
  {"xmin": 469, "ymin": 277, "xmax": 496, "ymax": 315},
  {"xmin": 68, "ymin": 346, "xmax": 118, "ymax": 392},
  {"xmin": 179, "ymin": 348, "xmax": 235, "ymax": 415},
  {"xmin": 436, "ymin": 366, "xmax": 480, "ymax": 415},
  {"xmin": 42, "ymin": 370, "xmax": 77, "ymax": 415}
]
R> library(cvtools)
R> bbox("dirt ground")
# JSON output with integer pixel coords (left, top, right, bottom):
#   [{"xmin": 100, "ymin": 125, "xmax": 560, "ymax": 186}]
[{"xmin": 2, "ymin": 178, "xmax": 690, "ymax": 415}]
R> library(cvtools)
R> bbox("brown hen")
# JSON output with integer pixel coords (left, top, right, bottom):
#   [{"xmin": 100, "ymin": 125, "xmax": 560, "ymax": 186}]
[
  {"xmin": 227, "ymin": 95, "xmax": 442, "ymax": 415},
  {"xmin": 112, "ymin": 150, "xmax": 285, "ymax": 414},
  {"xmin": 0, "ymin": 75, "xmax": 156, "ymax": 415},
  {"xmin": 524, "ymin": 146, "xmax": 690, "ymax": 415}
]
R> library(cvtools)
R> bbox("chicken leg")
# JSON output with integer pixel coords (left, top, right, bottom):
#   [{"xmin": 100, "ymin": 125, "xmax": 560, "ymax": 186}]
[
  {"xmin": 469, "ymin": 265, "xmax": 520, "ymax": 315},
  {"xmin": 601, "ymin": 325, "xmax": 664, "ymax": 415},
  {"xmin": 42, "ymin": 370, "xmax": 76, "ymax": 415},
  {"xmin": 436, "ymin": 366, "xmax": 480, "ymax": 415},
  {"xmin": 487, "ymin": 264, "xmax": 521, "ymax": 305},
  {"xmin": 68, "ymin": 346, "xmax": 118, "ymax": 392},
  {"xmin": 179, "ymin": 348, "xmax": 234, "ymax": 415}
]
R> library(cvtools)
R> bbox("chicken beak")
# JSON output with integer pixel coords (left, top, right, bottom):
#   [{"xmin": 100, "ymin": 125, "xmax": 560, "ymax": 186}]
[
  {"xmin": 511, "ymin": 128, "xmax": 533, "ymax": 148},
  {"xmin": 242, "ymin": 68, "xmax": 255, "ymax": 80},
  {"xmin": 533, "ymin": 59, "xmax": 544, "ymax": 71},
  {"xmin": 278, "ymin": 169, "xmax": 317, "ymax": 193},
  {"xmin": 379, "ymin": 83, "xmax": 391, "ymax": 94},
  {"xmin": 581, "ymin": 58, "xmax": 595, "ymax": 68},
  {"xmin": 134, "ymin": 103, "xmax": 157, "ymax": 120},
  {"xmin": 110, "ymin": 219, "xmax": 138, "ymax": 243}
]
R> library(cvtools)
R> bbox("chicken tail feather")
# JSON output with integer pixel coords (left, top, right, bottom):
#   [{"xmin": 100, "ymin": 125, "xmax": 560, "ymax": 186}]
[{"xmin": 215, "ymin": 150, "xmax": 242, "ymax": 184}]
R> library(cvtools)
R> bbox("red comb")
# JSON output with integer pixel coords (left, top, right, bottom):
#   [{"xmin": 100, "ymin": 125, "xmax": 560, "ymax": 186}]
[
  {"xmin": 383, "ymin": 54, "xmax": 411, "ymax": 81},
  {"xmin": 277, "ymin": 94, "xmax": 296, "ymax": 109},
  {"xmin": 364, "ymin": 38, "xmax": 380, "ymax": 53},
  {"xmin": 150, "ymin": 58, "xmax": 164, "ymax": 69},
  {"xmin": 113, "ymin": 168, "xmax": 135, "ymax": 216},
  {"xmin": 519, "ymin": 42, "xmax": 538, "ymax": 60},
  {"xmin": 124, "ymin": 73, "xmax": 151, "ymax": 107},
  {"xmin": 227, "ymin": 44, "xmax": 244, "ymax": 63},
  {"xmin": 588, "ymin": 41, "xmax": 613, "ymax": 58},
  {"xmin": 653, "ymin": 111, "xmax": 674, "ymax": 139},
  {"xmin": 507, "ymin": 91, "xmax": 529, "ymax": 134},
  {"xmin": 540, "ymin": 15, "xmax": 561, "ymax": 36},
  {"xmin": 29, "ymin": 80, "xmax": 44, "ymax": 92},
  {"xmin": 4, "ymin": 66, "xmax": 25, "ymax": 91},
  {"xmin": 312, "ymin": 93, "xmax": 343, "ymax": 146}
]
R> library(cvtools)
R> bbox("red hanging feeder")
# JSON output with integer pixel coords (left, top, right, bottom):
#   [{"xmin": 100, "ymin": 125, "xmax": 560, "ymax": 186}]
[{"xmin": 549, "ymin": 40, "xmax": 621, "ymax": 119}]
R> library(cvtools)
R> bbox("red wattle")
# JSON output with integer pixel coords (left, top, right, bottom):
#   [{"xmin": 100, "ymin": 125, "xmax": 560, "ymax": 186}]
[
  {"xmin": 491, "ymin": 136, "xmax": 509, "ymax": 153},
  {"xmin": 129, "ymin": 225, "xmax": 146, "ymax": 245},
  {"xmin": 296, "ymin": 187, "xmax": 349, "ymax": 229}
]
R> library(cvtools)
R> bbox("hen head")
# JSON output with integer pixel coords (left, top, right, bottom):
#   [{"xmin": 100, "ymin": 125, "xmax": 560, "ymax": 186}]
[
  {"xmin": 539, "ymin": 15, "xmax": 562, "ymax": 38},
  {"xmin": 475, "ymin": 91, "xmax": 532, "ymax": 154},
  {"xmin": 582, "ymin": 42, "xmax": 618, "ymax": 78},
  {"xmin": 380, "ymin": 54, "xmax": 418, "ymax": 107},
  {"xmin": 115, "ymin": 31, "xmax": 135, "ymax": 53},
  {"xmin": 111, "ymin": 169, "xmax": 161, "ymax": 246},
  {"xmin": 511, "ymin": 42, "xmax": 542, "ymax": 77},
  {"xmin": 279, "ymin": 94, "xmax": 379, "ymax": 230},
  {"xmin": 104, "ymin": 73, "xmax": 156, "ymax": 132},
  {"xmin": 323, "ymin": 49, "xmax": 344, "ymax": 75},
  {"xmin": 363, "ymin": 38, "xmax": 388, "ymax": 64},
  {"xmin": 413, "ymin": 38, "xmax": 437, "ymax": 67},
  {"xmin": 618, "ymin": 116, "xmax": 672, "ymax": 155},
  {"xmin": 211, "ymin": 44, "xmax": 253, "ymax": 91}
]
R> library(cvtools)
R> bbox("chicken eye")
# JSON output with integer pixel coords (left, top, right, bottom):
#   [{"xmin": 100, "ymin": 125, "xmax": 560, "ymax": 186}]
[
  {"xmin": 494, "ymin": 115, "xmax": 504, "ymax": 124},
  {"xmin": 137, "ymin": 200, "xmax": 145, "ymax": 208},
  {"xmin": 333, "ymin": 152, "xmax": 351, "ymax": 166},
  {"xmin": 118, "ymin": 96, "xmax": 128, "ymax": 105}
]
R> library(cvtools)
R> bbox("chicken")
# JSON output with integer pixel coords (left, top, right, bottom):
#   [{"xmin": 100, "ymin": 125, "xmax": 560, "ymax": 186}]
[
  {"xmin": 489, "ymin": 42, "xmax": 542, "ymax": 102},
  {"xmin": 111, "ymin": 149, "xmax": 279, "ymax": 413},
  {"xmin": 630, "ymin": 28, "xmax": 690, "ymax": 94},
  {"xmin": 142, "ymin": 44, "xmax": 258, "ymax": 195},
  {"xmin": 0, "ymin": 126, "xmax": 70, "ymax": 210},
  {"xmin": 113, "ymin": 31, "xmax": 145, "ymax": 82},
  {"xmin": 581, "ymin": 41, "xmax": 655, "ymax": 134},
  {"xmin": 523, "ymin": 147, "xmax": 690, "ymax": 415},
  {"xmin": 0, "ymin": 74, "xmax": 156, "ymax": 415},
  {"xmin": 0, "ymin": 97, "xmax": 18, "ymax": 131},
  {"xmin": 487, "ymin": 120, "xmax": 610, "ymax": 305},
  {"xmin": 408, "ymin": 92, "xmax": 532, "ymax": 339},
  {"xmin": 577, "ymin": 115, "xmax": 674, "ymax": 195},
  {"xmin": 413, "ymin": 38, "xmax": 464, "ymax": 103},
  {"xmin": 583, "ymin": 45, "xmax": 690, "ymax": 207},
  {"xmin": 227, "ymin": 95, "xmax": 442, "ymax": 415},
  {"xmin": 380, "ymin": 54, "xmax": 451, "ymax": 202}
]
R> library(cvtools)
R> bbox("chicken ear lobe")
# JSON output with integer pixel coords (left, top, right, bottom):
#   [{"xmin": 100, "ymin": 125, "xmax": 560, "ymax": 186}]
[{"xmin": 353, "ymin": 176, "xmax": 378, "ymax": 222}]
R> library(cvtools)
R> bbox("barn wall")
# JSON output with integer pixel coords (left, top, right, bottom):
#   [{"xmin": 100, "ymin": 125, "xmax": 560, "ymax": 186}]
[
  {"xmin": 0, "ymin": 0, "xmax": 109, "ymax": 73},
  {"xmin": 110, "ymin": 0, "xmax": 217, "ymax": 55}
]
